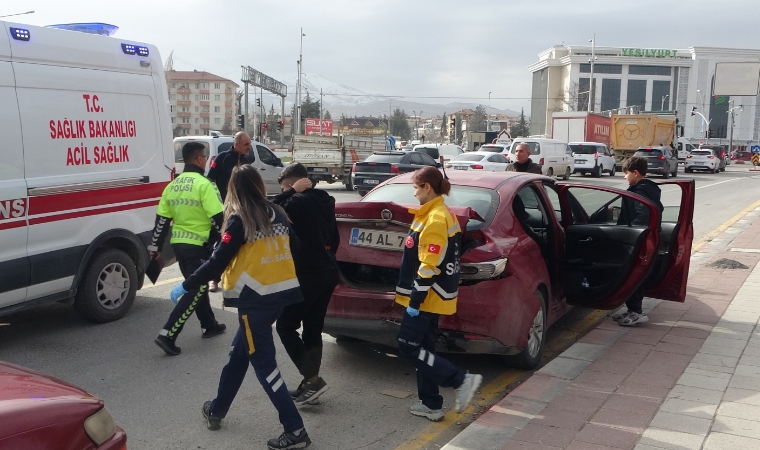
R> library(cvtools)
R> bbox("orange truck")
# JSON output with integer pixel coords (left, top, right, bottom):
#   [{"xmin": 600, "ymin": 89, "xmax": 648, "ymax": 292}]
[{"xmin": 610, "ymin": 114, "xmax": 679, "ymax": 169}]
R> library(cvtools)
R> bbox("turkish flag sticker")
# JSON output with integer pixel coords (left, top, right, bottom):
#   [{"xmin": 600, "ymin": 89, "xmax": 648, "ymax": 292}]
[
  {"xmin": 404, "ymin": 236, "xmax": 415, "ymax": 249},
  {"xmin": 428, "ymin": 244, "xmax": 441, "ymax": 254},
  {"xmin": 222, "ymin": 232, "xmax": 232, "ymax": 243},
  {"xmin": 210, "ymin": 157, "xmax": 217, "ymax": 168}
]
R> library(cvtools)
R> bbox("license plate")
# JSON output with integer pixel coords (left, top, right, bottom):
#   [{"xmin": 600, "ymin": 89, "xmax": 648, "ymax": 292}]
[
  {"xmin": 363, "ymin": 179, "xmax": 379, "ymax": 185},
  {"xmin": 575, "ymin": 160, "xmax": 585, "ymax": 164},
  {"xmin": 350, "ymin": 228, "xmax": 407, "ymax": 251},
  {"xmin": 453, "ymin": 166, "xmax": 468, "ymax": 170},
  {"xmin": 311, "ymin": 168, "xmax": 328, "ymax": 173}
]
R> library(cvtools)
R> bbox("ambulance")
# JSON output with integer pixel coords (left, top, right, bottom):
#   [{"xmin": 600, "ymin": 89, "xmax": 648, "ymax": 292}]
[{"xmin": 0, "ymin": 21, "xmax": 174, "ymax": 322}]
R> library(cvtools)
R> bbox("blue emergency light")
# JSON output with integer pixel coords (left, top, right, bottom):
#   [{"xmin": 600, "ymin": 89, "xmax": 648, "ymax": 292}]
[
  {"xmin": 121, "ymin": 43, "xmax": 136, "ymax": 55},
  {"xmin": 46, "ymin": 23, "xmax": 119, "ymax": 36},
  {"xmin": 137, "ymin": 46, "xmax": 149, "ymax": 56},
  {"xmin": 10, "ymin": 27, "xmax": 30, "ymax": 41}
]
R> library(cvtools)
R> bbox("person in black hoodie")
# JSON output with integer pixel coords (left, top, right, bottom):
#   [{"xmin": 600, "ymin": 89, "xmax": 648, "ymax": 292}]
[
  {"xmin": 506, "ymin": 143, "xmax": 542, "ymax": 174},
  {"xmin": 613, "ymin": 156, "xmax": 664, "ymax": 327},
  {"xmin": 272, "ymin": 163, "xmax": 340, "ymax": 406}
]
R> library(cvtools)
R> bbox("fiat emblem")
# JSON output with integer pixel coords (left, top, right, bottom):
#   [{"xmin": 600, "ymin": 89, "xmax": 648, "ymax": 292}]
[{"xmin": 381, "ymin": 209, "xmax": 393, "ymax": 221}]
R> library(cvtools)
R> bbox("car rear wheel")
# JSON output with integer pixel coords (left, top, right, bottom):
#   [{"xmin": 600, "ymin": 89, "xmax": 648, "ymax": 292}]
[
  {"xmin": 358, "ymin": 190, "xmax": 368, "ymax": 197},
  {"xmin": 74, "ymin": 249, "xmax": 137, "ymax": 323},
  {"xmin": 592, "ymin": 165, "xmax": 602, "ymax": 178},
  {"xmin": 345, "ymin": 176, "xmax": 354, "ymax": 191},
  {"xmin": 609, "ymin": 165, "xmax": 616, "ymax": 176},
  {"xmin": 685, "ymin": 168, "xmax": 692, "ymax": 173},
  {"xmin": 546, "ymin": 168, "xmax": 553, "ymax": 177},
  {"xmin": 562, "ymin": 167, "xmax": 570, "ymax": 180},
  {"xmin": 671, "ymin": 164, "xmax": 677, "ymax": 178},
  {"xmin": 504, "ymin": 290, "xmax": 546, "ymax": 369},
  {"xmin": 662, "ymin": 169, "xmax": 670, "ymax": 179},
  {"xmin": 711, "ymin": 166, "xmax": 717, "ymax": 174}
]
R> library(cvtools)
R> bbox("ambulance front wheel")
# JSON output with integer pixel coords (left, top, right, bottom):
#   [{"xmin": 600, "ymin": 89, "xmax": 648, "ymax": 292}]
[{"xmin": 74, "ymin": 248, "xmax": 138, "ymax": 323}]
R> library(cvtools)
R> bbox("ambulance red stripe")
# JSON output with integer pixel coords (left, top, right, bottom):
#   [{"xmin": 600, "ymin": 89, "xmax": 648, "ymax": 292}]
[
  {"xmin": 27, "ymin": 182, "xmax": 166, "ymax": 216},
  {"xmin": 0, "ymin": 220, "xmax": 26, "ymax": 231},
  {"xmin": 28, "ymin": 199, "xmax": 159, "ymax": 226}
]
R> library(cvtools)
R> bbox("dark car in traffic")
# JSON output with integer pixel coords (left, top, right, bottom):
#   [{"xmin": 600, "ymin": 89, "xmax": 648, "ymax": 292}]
[
  {"xmin": 730, "ymin": 151, "xmax": 753, "ymax": 163},
  {"xmin": 324, "ymin": 171, "xmax": 695, "ymax": 369},
  {"xmin": 635, "ymin": 146, "xmax": 679, "ymax": 178},
  {"xmin": 351, "ymin": 151, "xmax": 439, "ymax": 196},
  {"xmin": 0, "ymin": 360, "xmax": 127, "ymax": 449}
]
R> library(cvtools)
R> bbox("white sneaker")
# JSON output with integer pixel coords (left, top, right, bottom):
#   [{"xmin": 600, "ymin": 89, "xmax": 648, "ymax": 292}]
[
  {"xmin": 409, "ymin": 401, "xmax": 444, "ymax": 421},
  {"xmin": 619, "ymin": 312, "xmax": 649, "ymax": 327},
  {"xmin": 611, "ymin": 309, "xmax": 631, "ymax": 322},
  {"xmin": 455, "ymin": 373, "xmax": 482, "ymax": 413}
]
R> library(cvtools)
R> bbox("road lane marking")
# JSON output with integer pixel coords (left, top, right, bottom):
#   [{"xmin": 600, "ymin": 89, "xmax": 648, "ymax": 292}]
[
  {"xmin": 691, "ymin": 197, "xmax": 760, "ymax": 254},
  {"xmin": 694, "ymin": 178, "xmax": 741, "ymax": 190},
  {"xmin": 395, "ymin": 309, "xmax": 609, "ymax": 450}
]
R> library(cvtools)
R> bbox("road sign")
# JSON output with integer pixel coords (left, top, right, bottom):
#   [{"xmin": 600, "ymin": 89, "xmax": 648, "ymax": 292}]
[
  {"xmin": 753, "ymin": 153, "xmax": 760, "ymax": 166},
  {"xmin": 752, "ymin": 145, "xmax": 760, "ymax": 154}
]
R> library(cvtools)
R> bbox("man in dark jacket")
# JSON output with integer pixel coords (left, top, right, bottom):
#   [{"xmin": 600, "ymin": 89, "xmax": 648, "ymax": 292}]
[
  {"xmin": 272, "ymin": 163, "xmax": 340, "ymax": 406},
  {"xmin": 613, "ymin": 156, "xmax": 664, "ymax": 327},
  {"xmin": 506, "ymin": 143, "xmax": 542, "ymax": 174},
  {"xmin": 207, "ymin": 131, "xmax": 253, "ymax": 202}
]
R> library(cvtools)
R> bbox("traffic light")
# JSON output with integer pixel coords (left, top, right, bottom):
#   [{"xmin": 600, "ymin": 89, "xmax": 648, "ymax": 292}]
[
  {"xmin": 708, "ymin": 129, "xmax": 713, "ymax": 138},
  {"xmin": 277, "ymin": 120, "xmax": 284, "ymax": 130},
  {"xmin": 237, "ymin": 114, "xmax": 245, "ymax": 129},
  {"xmin": 256, "ymin": 98, "xmax": 261, "ymax": 107},
  {"xmin": 451, "ymin": 118, "xmax": 456, "ymax": 127},
  {"xmin": 263, "ymin": 123, "xmax": 269, "ymax": 132},
  {"xmin": 690, "ymin": 106, "xmax": 697, "ymax": 116}
]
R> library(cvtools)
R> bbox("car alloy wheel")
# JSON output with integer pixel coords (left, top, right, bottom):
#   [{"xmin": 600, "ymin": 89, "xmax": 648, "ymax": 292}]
[
  {"xmin": 96, "ymin": 262, "xmax": 131, "ymax": 310},
  {"xmin": 526, "ymin": 306, "xmax": 544, "ymax": 359},
  {"xmin": 74, "ymin": 248, "xmax": 137, "ymax": 323},
  {"xmin": 504, "ymin": 290, "xmax": 546, "ymax": 369}
]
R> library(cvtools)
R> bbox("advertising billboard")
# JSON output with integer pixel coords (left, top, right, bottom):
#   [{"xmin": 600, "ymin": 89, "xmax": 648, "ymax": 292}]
[{"xmin": 305, "ymin": 118, "xmax": 333, "ymax": 136}]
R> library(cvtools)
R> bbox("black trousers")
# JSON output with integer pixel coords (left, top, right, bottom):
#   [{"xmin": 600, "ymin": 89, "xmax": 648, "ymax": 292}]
[
  {"xmin": 161, "ymin": 243, "xmax": 218, "ymax": 340},
  {"xmin": 276, "ymin": 270, "xmax": 338, "ymax": 381},
  {"xmin": 626, "ymin": 286, "xmax": 644, "ymax": 314},
  {"xmin": 397, "ymin": 311, "xmax": 465, "ymax": 410}
]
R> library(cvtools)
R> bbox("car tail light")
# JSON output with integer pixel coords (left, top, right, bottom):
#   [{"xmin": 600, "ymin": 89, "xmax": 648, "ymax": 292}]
[
  {"xmin": 657, "ymin": 155, "xmax": 665, "ymax": 160},
  {"xmin": 470, "ymin": 164, "xmax": 484, "ymax": 169},
  {"xmin": 539, "ymin": 158, "xmax": 544, "ymax": 165},
  {"xmin": 687, "ymin": 155, "xmax": 692, "ymax": 158},
  {"xmin": 460, "ymin": 258, "xmax": 508, "ymax": 280},
  {"xmin": 390, "ymin": 165, "xmax": 399, "ymax": 174},
  {"xmin": 351, "ymin": 163, "xmax": 356, "ymax": 173},
  {"xmin": 707, "ymin": 155, "xmax": 714, "ymax": 159},
  {"xmin": 594, "ymin": 152, "xmax": 598, "ymax": 160},
  {"xmin": 84, "ymin": 407, "xmax": 117, "ymax": 446}
]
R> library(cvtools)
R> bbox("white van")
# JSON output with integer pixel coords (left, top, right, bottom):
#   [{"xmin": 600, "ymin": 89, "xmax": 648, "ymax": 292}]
[
  {"xmin": 0, "ymin": 21, "xmax": 174, "ymax": 322},
  {"xmin": 509, "ymin": 138, "xmax": 574, "ymax": 179},
  {"xmin": 173, "ymin": 136, "xmax": 284, "ymax": 193}
]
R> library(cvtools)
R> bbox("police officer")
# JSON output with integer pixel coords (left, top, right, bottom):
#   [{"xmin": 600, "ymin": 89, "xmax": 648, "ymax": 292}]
[
  {"xmin": 208, "ymin": 131, "xmax": 253, "ymax": 202},
  {"xmin": 149, "ymin": 142, "xmax": 227, "ymax": 356}
]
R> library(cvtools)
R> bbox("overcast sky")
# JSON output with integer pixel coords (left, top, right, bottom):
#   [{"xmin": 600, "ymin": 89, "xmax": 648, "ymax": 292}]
[{"xmin": 4, "ymin": 0, "xmax": 760, "ymax": 115}]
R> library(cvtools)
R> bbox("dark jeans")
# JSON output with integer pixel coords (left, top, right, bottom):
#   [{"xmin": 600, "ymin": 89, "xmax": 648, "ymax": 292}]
[
  {"xmin": 209, "ymin": 306, "xmax": 304, "ymax": 433},
  {"xmin": 161, "ymin": 243, "xmax": 217, "ymax": 340},
  {"xmin": 276, "ymin": 270, "xmax": 338, "ymax": 381},
  {"xmin": 626, "ymin": 286, "xmax": 644, "ymax": 314},
  {"xmin": 397, "ymin": 311, "xmax": 465, "ymax": 410}
]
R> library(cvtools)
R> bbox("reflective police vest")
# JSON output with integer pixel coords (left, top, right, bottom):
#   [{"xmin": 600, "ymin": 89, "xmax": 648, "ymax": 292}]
[{"xmin": 156, "ymin": 169, "xmax": 223, "ymax": 246}]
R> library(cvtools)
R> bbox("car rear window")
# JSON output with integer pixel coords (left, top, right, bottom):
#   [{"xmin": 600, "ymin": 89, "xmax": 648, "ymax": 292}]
[
  {"xmin": 362, "ymin": 184, "xmax": 498, "ymax": 230},
  {"xmin": 635, "ymin": 149, "xmax": 663, "ymax": 157},
  {"xmin": 569, "ymin": 145, "xmax": 600, "ymax": 155},
  {"xmin": 691, "ymin": 150, "xmax": 712, "ymax": 156},
  {"xmin": 453, "ymin": 154, "xmax": 485, "ymax": 162},
  {"xmin": 365, "ymin": 154, "xmax": 404, "ymax": 163},
  {"xmin": 174, "ymin": 140, "xmax": 210, "ymax": 163},
  {"xmin": 480, "ymin": 145, "xmax": 505, "ymax": 152}
]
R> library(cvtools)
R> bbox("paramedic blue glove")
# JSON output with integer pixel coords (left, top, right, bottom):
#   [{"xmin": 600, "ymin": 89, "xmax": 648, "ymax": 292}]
[
  {"xmin": 406, "ymin": 306, "xmax": 420, "ymax": 317},
  {"xmin": 170, "ymin": 284, "xmax": 187, "ymax": 304}
]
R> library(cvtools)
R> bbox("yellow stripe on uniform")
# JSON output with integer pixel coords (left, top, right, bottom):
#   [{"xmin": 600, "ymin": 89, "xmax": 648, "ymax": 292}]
[{"xmin": 241, "ymin": 314, "xmax": 256, "ymax": 354}]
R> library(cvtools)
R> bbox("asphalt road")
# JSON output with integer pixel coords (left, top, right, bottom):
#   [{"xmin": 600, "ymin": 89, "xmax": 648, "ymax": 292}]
[{"xmin": 0, "ymin": 164, "xmax": 758, "ymax": 450}]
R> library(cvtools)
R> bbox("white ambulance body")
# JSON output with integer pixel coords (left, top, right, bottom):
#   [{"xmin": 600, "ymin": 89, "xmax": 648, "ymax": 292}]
[{"xmin": 0, "ymin": 21, "xmax": 174, "ymax": 322}]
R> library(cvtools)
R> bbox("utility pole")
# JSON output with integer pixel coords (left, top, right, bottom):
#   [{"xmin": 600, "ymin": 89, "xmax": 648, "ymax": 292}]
[
  {"xmin": 728, "ymin": 100, "xmax": 743, "ymax": 157},
  {"xmin": 244, "ymin": 83, "xmax": 248, "ymax": 133},
  {"xmin": 296, "ymin": 28, "xmax": 305, "ymax": 135},
  {"xmin": 488, "ymin": 91, "xmax": 491, "ymax": 131},
  {"xmin": 587, "ymin": 34, "xmax": 595, "ymax": 113},
  {"xmin": 319, "ymin": 88, "xmax": 323, "ymax": 136}
]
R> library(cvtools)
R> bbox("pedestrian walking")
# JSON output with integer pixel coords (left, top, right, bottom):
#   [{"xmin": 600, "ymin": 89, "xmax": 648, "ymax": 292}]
[
  {"xmin": 272, "ymin": 163, "xmax": 340, "ymax": 406},
  {"xmin": 395, "ymin": 166, "xmax": 483, "ymax": 422},
  {"xmin": 149, "ymin": 142, "xmax": 227, "ymax": 356},
  {"xmin": 612, "ymin": 156, "xmax": 664, "ymax": 327},
  {"xmin": 506, "ymin": 143, "xmax": 542, "ymax": 173},
  {"xmin": 170, "ymin": 165, "xmax": 311, "ymax": 449},
  {"xmin": 206, "ymin": 131, "xmax": 254, "ymax": 292}
]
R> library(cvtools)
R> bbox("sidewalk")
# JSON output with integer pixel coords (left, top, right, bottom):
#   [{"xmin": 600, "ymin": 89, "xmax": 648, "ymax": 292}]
[{"xmin": 443, "ymin": 204, "xmax": 760, "ymax": 450}]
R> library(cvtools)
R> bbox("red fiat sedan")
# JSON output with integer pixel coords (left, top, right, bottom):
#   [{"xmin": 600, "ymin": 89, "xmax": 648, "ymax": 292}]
[
  {"xmin": 0, "ymin": 361, "xmax": 127, "ymax": 449},
  {"xmin": 324, "ymin": 171, "xmax": 694, "ymax": 368}
]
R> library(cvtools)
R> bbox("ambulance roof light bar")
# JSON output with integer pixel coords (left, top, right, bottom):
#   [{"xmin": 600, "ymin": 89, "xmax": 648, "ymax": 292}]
[{"xmin": 46, "ymin": 23, "xmax": 119, "ymax": 36}]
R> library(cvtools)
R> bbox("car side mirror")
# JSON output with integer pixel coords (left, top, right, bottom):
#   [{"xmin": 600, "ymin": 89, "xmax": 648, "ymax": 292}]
[
  {"xmin": 435, "ymin": 162, "xmax": 442, "ymax": 168},
  {"xmin": 276, "ymin": 157, "xmax": 284, "ymax": 167}
]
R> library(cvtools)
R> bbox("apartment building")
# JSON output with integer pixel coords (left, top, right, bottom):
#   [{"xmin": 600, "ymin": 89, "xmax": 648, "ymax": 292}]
[{"xmin": 165, "ymin": 70, "xmax": 239, "ymax": 136}]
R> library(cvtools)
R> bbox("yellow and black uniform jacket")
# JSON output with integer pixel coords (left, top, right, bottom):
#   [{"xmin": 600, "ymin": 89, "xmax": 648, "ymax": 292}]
[
  {"xmin": 395, "ymin": 196, "xmax": 462, "ymax": 315},
  {"xmin": 182, "ymin": 208, "xmax": 304, "ymax": 310}
]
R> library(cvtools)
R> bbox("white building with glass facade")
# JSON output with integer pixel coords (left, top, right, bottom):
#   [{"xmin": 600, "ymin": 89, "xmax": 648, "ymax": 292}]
[{"xmin": 529, "ymin": 45, "xmax": 760, "ymax": 148}]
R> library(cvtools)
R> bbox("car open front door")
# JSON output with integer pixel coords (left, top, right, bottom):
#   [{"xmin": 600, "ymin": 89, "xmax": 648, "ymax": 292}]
[
  {"xmin": 556, "ymin": 184, "xmax": 661, "ymax": 310},
  {"xmin": 642, "ymin": 180, "xmax": 695, "ymax": 302}
]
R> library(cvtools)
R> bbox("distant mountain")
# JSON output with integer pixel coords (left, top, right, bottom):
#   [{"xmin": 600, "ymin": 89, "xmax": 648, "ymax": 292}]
[{"xmin": 299, "ymin": 73, "xmax": 520, "ymax": 118}]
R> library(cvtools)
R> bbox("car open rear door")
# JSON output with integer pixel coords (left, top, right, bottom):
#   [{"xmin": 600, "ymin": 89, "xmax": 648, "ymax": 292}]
[
  {"xmin": 642, "ymin": 180, "xmax": 695, "ymax": 302},
  {"xmin": 556, "ymin": 184, "xmax": 661, "ymax": 310}
]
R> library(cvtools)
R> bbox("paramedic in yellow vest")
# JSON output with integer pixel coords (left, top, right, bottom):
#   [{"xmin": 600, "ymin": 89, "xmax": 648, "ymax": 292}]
[
  {"xmin": 148, "ymin": 142, "xmax": 226, "ymax": 356},
  {"xmin": 169, "ymin": 165, "xmax": 311, "ymax": 449},
  {"xmin": 395, "ymin": 166, "xmax": 482, "ymax": 422}
]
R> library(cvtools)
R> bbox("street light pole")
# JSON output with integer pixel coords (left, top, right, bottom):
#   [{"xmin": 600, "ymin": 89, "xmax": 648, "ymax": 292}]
[
  {"xmin": 587, "ymin": 34, "xmax": 595, "ymax": 113},
  {"xmin": 696, "ymin": 89, "xmax": 706, "ymax": 140},
  {"xmin": 661, "ymin": 94, "xmax": 669, "ymax": 111},
  {"xmin": 488, "ymin": 92, "xmax": 491, "ymax": 131},
  {"xmin": 728, "ymin": 101, "xmax": 743, "ymax": 156},
  {"xmin": 296, "ymin": 28, "xmax": 305, "ymax": 135},
  {"xmin": 413, "ymin": 110, "xmax": 416, "ymax": 140}
]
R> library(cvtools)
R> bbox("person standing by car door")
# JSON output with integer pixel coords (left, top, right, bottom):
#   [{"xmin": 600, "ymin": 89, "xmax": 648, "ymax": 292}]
[
  {"xmin": 149, "ymin": 142, "xmax": 227, "ymax": 356},
  {"xmin": 272, "ymin": 163, "xmax": 340, "ymax": 406},
  {"xmin": 395, "ymin": 166, "xmax": 483, "ymax": 422},
  {"xmin": 206, "ymin": 131, "xmax": 253, "ymax": 292},
  {"xmin": 506, "ymin": 143, "xmax": 542, "ymax": 174},
  {"xmin": 612, "ymin": 156, "xmax": 664, "ymax": 327},
  {"xmin": 170, "ymin": 165, "xmax": 312, "ymax": 449}
]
